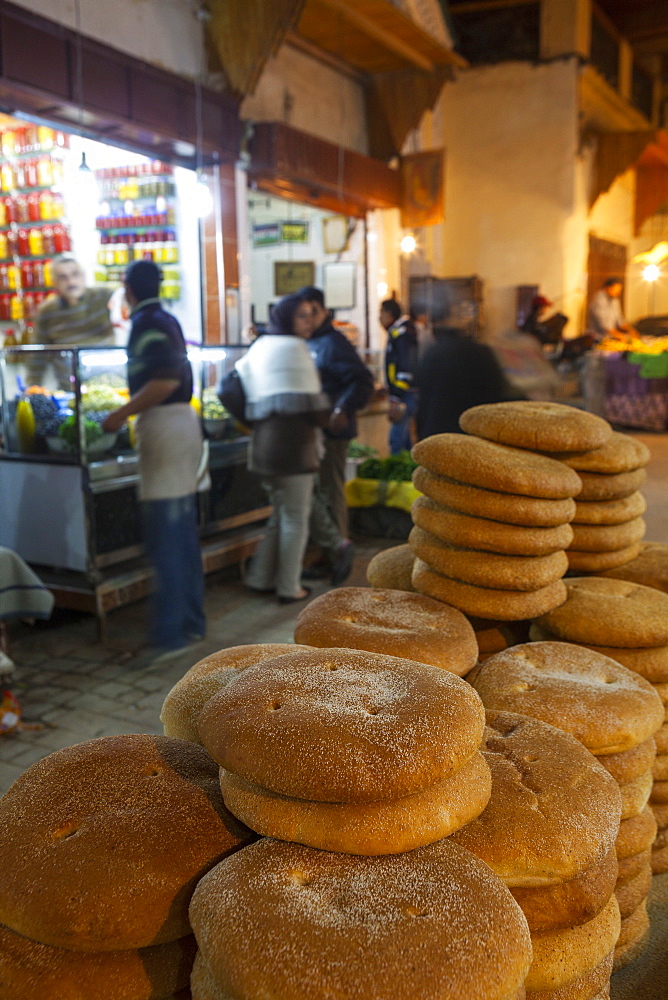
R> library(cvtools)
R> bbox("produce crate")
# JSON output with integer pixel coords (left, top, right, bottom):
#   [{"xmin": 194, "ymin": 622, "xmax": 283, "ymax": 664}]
[
  {"xmin": 602, "ymin": 352, "xmax": 668, "ymax": 431},
  {"xmin": 345, "ymin": 477, "xmax": 420, "ymax": 539}
]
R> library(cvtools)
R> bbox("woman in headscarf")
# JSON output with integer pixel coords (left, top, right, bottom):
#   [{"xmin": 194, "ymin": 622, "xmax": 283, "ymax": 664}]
[{"xmin": 221, "ymin": 293, "xmax": 331, "ymax": 603}]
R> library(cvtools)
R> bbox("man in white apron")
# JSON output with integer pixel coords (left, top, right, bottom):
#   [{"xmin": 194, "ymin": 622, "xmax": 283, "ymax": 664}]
[{"xmin": 103, "ymin": 261, "xmax": 206, "ymax": 658}]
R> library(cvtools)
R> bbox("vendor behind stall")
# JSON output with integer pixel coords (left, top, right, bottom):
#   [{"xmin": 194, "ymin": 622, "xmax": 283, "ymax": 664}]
[{"xmin": 24, "ymin": 254, "xmax": 114, "ymax": 385}]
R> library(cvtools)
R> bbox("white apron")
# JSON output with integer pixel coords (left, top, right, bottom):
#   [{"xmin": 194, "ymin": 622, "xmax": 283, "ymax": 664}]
[{"xmin": 135, "ymin": 403, "xmax": 209, "ymax": 501}]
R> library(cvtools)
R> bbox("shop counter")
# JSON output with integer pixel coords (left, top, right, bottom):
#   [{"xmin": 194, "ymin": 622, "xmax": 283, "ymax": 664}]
[{"xmin": 584, "ymin": 350, "xmax": 668, "ymax": 431}]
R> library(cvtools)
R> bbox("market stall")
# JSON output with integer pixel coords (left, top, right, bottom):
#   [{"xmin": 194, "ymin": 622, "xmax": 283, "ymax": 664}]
[{"xmin": 585, "ymin": 336, "xmax": 668, "ymax": 431}]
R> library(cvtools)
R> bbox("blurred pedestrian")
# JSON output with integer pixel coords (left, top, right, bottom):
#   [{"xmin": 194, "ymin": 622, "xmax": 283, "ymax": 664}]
[{"xmin": 380, "ymin": 298, "xmax": 418, "ymax": 454}]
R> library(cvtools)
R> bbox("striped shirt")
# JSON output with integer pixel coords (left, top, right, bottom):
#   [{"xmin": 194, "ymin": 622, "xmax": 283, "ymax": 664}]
[{"xmin": 30, "ymin": 287, "xmax": 114, "ymax": 348}]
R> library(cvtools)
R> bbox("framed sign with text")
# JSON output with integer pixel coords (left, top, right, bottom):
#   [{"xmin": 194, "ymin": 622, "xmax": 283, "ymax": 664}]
[{"xmin": 274, "ymin": 261, "xmax": 315, "ymax": 295}]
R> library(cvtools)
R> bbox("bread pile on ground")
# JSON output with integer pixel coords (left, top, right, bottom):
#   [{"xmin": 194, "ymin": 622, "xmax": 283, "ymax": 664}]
[
  {"xmin": 468, "ymin": 640, "xmax": 665, "ymax": 971},
  {"xmin": 451, "ymin": 710, "xmax": 622, "ymax": 999},
  {"xmin": 0, "ymin": 734, "xmax": 252, "ymax": 999},
  {"xmin": 532, "ymin": 577, "xmax": 668, "ymax": 880}
]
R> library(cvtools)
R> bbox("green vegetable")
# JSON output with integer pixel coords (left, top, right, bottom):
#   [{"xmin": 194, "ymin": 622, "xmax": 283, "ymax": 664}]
[
  {"xmin": 357, "ymin": 450, "xmax": 417, "ymax": 482},
  {"xmin": 347, "ymin": 441, "xmax": 378, "ymax": 459},
  {"xmin": 58, "ymin": 414, "xmax": 105, "ymax": 448}
]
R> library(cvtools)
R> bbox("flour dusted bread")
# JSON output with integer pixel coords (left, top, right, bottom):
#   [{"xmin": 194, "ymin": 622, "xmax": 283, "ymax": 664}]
[
  {"xmin": 450, "ymin": 712, "xmax": 621, "ymax": 888},
  {"xmin": 160, "ymin": 643, "xmax": 311, "ymax": 743},
  {"xmin": 525, "ymin": 895, "xmax": 620, "ymax": 992},
  {"xmin": 572, "ymin": 492, "xmax": 646, "ymax": 525},
  {"xmin": 218, "ymin": 751, "xmax": 491, "ymax": 855},
  {"xmin": 0, "ymin": 735, "xmax": 252, "ymax": 951},
  {"xmin": 366, "ymin": 543, "xmax": 416, "ymax": 591},
  {"xmin": 0, "ymin": 923, "xmax": 197, "ymax": 1000},
  {"xmin": 189, "ymin": 837, "xmax": 533, "ymax": 1000},
  {"xmin": 468, "ymin": 642, "xmax": 665, "ymax": 755},
  {"xmin": 459, "ymin": 400, "xmax": 612, "ymax": 453},
  {"xmin": 575, "ymin": 468, "xmax": 647, "ymax": 501},
  {"xmin": 595, "ymin": 738, "xmax": 657, "ymax": 784},
  {"xmin": 412, "ymin": 433, "xmax": 582, "ymax": 498},
  {"xmin": 597, "ymin": 541, "xmax": 668, "ymax": 593},
  {"xmin": 554, "ymin": 432, "xmax": 650, "ymax": 474},
  {"xmin": 293, "ymin": 586, "xmax": 478, "ymax": 676},
  {"xmin": 198, "ymin": 647, "xmax": 486, "ymax": 802},
  {"xmin": 528, "ymin": 621, "xmax": 668, "ymax": 683},
  {"xmin": 413, "ymin": 466, "xmax": 577, "ymax": 526}
]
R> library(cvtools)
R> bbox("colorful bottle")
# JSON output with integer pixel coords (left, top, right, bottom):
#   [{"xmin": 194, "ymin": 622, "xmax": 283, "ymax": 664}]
[
  {"xmin": 28, "ymin": 227, "xmax": 43, "ymax": 257},
  {"xmin": 15, "ymin": 396, "xmax": 36, "ymax": 453}
]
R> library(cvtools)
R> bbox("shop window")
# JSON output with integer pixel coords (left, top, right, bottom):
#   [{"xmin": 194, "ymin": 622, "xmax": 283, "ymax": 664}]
[
  {"xmin": 448, "ymin": 3, "xmax": 540, "ymax": 65},
  {"xmin": 631, "ymin": 64, "xmax": 654, "ymax": 122},
  {"xmin": 590, "ymin": 9, "xmax": 619, "ymax": 91}
]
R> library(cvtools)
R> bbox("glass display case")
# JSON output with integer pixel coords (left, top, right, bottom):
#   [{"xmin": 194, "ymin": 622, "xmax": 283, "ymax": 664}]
[{"xmin": 0, "ymin": 344, "xmax": 269, "ymax": 634}]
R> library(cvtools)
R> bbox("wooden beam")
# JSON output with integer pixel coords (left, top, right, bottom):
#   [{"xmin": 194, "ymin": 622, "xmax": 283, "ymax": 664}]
[
  {"xmin": 317, "ymin": 0, "xmax": 434, "ymax": 72},
  {"xmin": 449, "ymin": 0, "xmax": 538, "ymax": 12}
]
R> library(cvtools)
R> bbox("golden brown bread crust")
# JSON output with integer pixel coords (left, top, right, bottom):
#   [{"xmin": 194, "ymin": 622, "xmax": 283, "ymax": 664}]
[
  {"xmin": 597, "ymin": 541, "xmax": 668, "ymax": 593},
  {"xmin": 568, "ymin": 518, "xmax": 646, "ymax": 553},
  {"xmin": 524, "ymin": 895, "xmax": 620, "ymax": 992},
  {"xmin": 650, "ymin": 779, "xmax": 668, "ymax": 803},
  {"xmin": 513, "ymin": 949, "xmax": 613, "ymax": 1000},
  {"xmin": 458, "ymin": 401, "xmax": 613, "ymax": 453},
  {"xmin": 412, "ymin": 559, "xmax": 567, "ymax": 621},
  {"xmin": 615, "ymin": 807, "xmax": 658, "ymax": 859},
  {"xmin": 411, "ymin": 496, "xmax": 574, "ymax": 555},
  {"xmin": 198, "ymin": 647, "xmax": 486, "ymax": 803},
  {"xmin": 595, "ymin": 738, "xmax": 657, "ymax": 784},
  {"xmin": 365, "ymin": 544, "xmax": 416, "ymax": 591},
  {"xmin": 509, "ymin": 848, "xmax": 617, "ymax": 934},
  {"xmin": 565, "ymin": 545, "xmax": 643, "ymax": 573},
  {"xmin": 528, "ymin": 622, "xmax": 668, "ymax": 682},
  {"xmin": 615, "ymin": 899, "xmax": 649, "ymax": 950},
  {"xmin": 412, "ymin": 466, "xmax": 577, "ymax": 526},
  {"xmin": 553, "ymin": 433, "xmax": 650, "ymax": 474},
  {"xmin": 292, "ymin": 586, "xmax": 478, "ymax": 676},
  {"xmin": 651, "ymin": 841, "xmax": 668, "ymax": 873},
  {"xmin": 571, "ymin": 492, "xmax": 646, "ymax": 525},
  {"xmin": 412, "ymin": 434, "xmax": 582, "ymax": 498},
  {"xmin": 219, "ymin": 751, "xmax": 492, "ymax": 855},
  {"xmin": 618, "ymin": 771, "xmax": 653, "ymax": 820},
  {"xmin": 469, "ymin": 642, "xmax": 665, "ymax": 755},
  {"xmin": 189, "ymin": 837, "xmax": 533, "ymax": 1000},
  {"xmin": 191, "ymin": 952, "xmax": 228, "ymax": 999},
  {"xmin": 0, "ymin": 735, "xmax": 252, "ymax": 951},
  {"xmin": 0, "ymin": 924, "xmax": 197, "ymax": 1000},
  {"xmin": 160, "ymin": 643, "xmax": 312, "ymax": 743},
  {"xmin": 656, "ymin": 723, "xmax": 668, "ymax": 753},
  {"xmin": 652, "ymin": 752, "xmax": 668, "ymax": 781},
  {"xmin": 614, "ymin": 864, "xmax": 652, "ymax": 920},
  {"xmin": 575, "ymin": 468, "xmax": 647, "ymax": 501},
  {"xmin": 409, "ymin": 525, "xmax": 569, "ymax": 591},
  {"xmin": 450, "ymin": 712, "xmax": 621, "ymax": 887},
  {"xmin": 651, "ymin": 801, "xmax": 668, "ymax": 827},
  {"xmin": 534, "ymin": 577, "xmax": 668, "ymax": 648},
  {"xmin": 616, "ymin": 848, "xmax": 652, "ymax": 882},
  {"xmin": 613, "ymin": 926, "xmax": 650, "ymax": 972}
]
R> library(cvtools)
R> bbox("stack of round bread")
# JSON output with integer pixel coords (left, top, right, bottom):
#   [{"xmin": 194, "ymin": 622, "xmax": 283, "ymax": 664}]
[
  {"xmin": 409, "ymin": 431, "xmax": 581, "ymax": 621},
  {"xmin": 467, "ymin": 641, "xmax": 665, "ymax": 972},
  {"xmin": 292, "ymin": 586, "xmax": 478, "ymax": 676},
  {"xmin": 196, "ymin": 647, "xmax": 491, "ymax": 856},
  {"xmin": 0, "ymin": 734, "xmax": 252, "ymax": 999},
  {"xmin": 532, "ymin": 577, "xmax": 668, "ymax": 879},
  {"xmin": 451, "ymin": 710, "xmax": 622, "ymax": 1000},
  {"xmin": 596, "ymin": 540, "xmax": 668, "ymax": 593},
  {"xmin": 188, "ymin": 836, "xmax": 533, "ymax": 1000}
]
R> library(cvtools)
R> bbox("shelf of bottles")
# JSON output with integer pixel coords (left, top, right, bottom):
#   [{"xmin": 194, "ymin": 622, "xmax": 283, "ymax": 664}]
[
  {"xmin": 0, "ymin": 124, "xmax": 72, "ymax": 346},
  {"xmin": 94, "ymin": 162, "xmax": 180, "ymax": 302}
]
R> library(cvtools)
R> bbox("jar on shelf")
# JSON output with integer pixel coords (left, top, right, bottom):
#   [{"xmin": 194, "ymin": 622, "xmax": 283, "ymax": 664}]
[
  {"xmin": 7, "ymin": 263, "xmax": 20, "ymax": 289},
  {"xmin": 13, "ymin": 161, "xmax": 25, "ymax": 189},
  {"xmin": 28, "ymin": 227, "xmax": 44, "ymax": 257},
  {"xmin": 3, "ymin": 196, "xmax": 16, "ymax": 224},
  {"xmin": 37, "ymin": 259, "xmax": 48, "ymax": 287},
  {"xmin": 17, "ymin": 229, "xmax": 30, "ymax": 256},
  {"xmin": 0, "ymin": 232, "xmax": 7, "ymax": 260},
  {"xmin": 23, "ymin": 125, "xmax": 39, "ymax": 152},
  {"xmin": 24, "ymin": 158, "xmax": 38, "ymax": 188},
  {"xmin": 1, "ymin": 161, "xmax": 15, "ymax": 191},
  {"xmin": 27, "ymin": 192, "xmax": 41, "ymax": 221},
  {"xmin": 10, "ymin": 293, "xmax": 23, "ymax": 320},
  {"xmin": 42, "ymin": 227, "xmax": 55, "ymax": 256},
  {"xmin": 20, "ymin": 260, "xmax": 33, "ymax": 287},
  {"xmin": 0, "ymin": 293, "xmax": 10, "ymax": 319},
  {"xmin": 37, "ymin": 157, "xmax": 53, "ymax": 187},
  {"xmin": 37, "ymin": 125, "xmax": 54, "ymax": 150},
  {"xmin": 23, "ymin": 292, "xmax": 35, "ymax": 320},
  {"xmin": 39, "ymin": 190, "xmax": 54, "ymax": 220},
  {"xmin": 0, "ymin": 264, "xmax": 8, "ymax": 290},
  {"xmin": 1, "ymin": 130, "xmax": 15, "ymax": 156}
]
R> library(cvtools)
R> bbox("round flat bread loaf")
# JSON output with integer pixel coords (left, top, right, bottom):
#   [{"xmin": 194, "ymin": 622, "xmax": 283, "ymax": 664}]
[
  {"xmin": 655, "ymin": 723, "xmax": 668, "ymax": 753},
  {"xmin": 619, "ymin": 771, "xmax": 653, "ymax": 820},
  {"xmin": 651, "ymin": 779, "xmax": 668, "ymax": 803},
  {"xmin": 597, "ymin": 541, "xmax": 668, "ymax": 594},
  {"xmin": 191, "ymin": 952, "xmax": 227, "ymax": 1000},
  {"xmin": 412, "ymin": 434, "xmax": 582, "ymax": 498},
  {"xmin": 616, "ymin": 807, "xmax": 658, "ymax": 860},
  {"xmin": 412, "ymin": 558, "xmax": 567, "ymax": 621},
  {"xmin": 576, "ymin": 468, "xmax": 647, "ymax": 501},
  {"xmin": 613, "ymin": 924, "xmax": 650, "ymax": 972},
  {"xmin": 651, "ymin": 842, "xmax": 668, "ymax": 873},
  {"xmin": 516, "ymin": 951, "xmax": 613, "ymax": 1000},
  {"xmin": 197, "ymin": 647, "xmax": 485, "ymax": 803},
  {"xmin": 468, "ymin": 617, "xmax": 531, "ymax": 655},
  {"xmin": 595, "ymin": 737, "xmax": 657, "ymax": 784},
  {"xmin": 528, "ymin": 622, "xmax": 668, "ymax": 682},
  {"xmin": 450, "ymin": 712, "xmax": 621, "ymax": 887},
  {"xmin": 219, "ymin": 751, "xmax": 491, "ymax": 855},
  {"xmin": 0, "ymin": 925, "xmax": 197, "ymax": 1000},
  {"xmin": 653, "ymin": 752, "xmax": 668, "ymax": 781},
  {"xmin": 524, "ymin": 895, "xmax": 620, "ymax": 993},
  {"xmin": 651, "ymin": 801, "xmax": 668, "ymax": 827},
  {"xmin": 409, "ymin": 526, "xmax": 568, "ymax": 591},
  {"xmin": 189, "ymin": 837, "xmax": 533, "ymax": 1000},
  {"xmin": 617, "ymin": 848, "xmax": 651, "ymax": 882},
  {"xmin": 572, "ymin": 491, "xmax": 646, "ymax": 525},
  {"xmin": 566, "ymin": 544, "xmax": 642, "ymax": 573},
  {"xmin": 459, "ymin": 401, "xmax": 612, "ymax": 453},
  {"xmin": 568, "ymin": 517, "xmax": 646, "ymax": 553},
  {"xmin": 293, "ymin": 586, "xmax": 477, "ymax": 676},
  {"xmin": 615, "ymin": 899, "xmax": 648, "ymax": 951},
  {"xmin": 413, "ymin": 468, "xmax": 577, "ymax": 529},
  {"xmin": 411, "ymin": 495, "xmax": 574, "ymax": 555},
  {"xmin": 0, "ymin": 735, "xmax": 252, "ymax": 951},
  {"xmin": 615, "ymin": 864, "xmax": 653, "ymax": 921},
  {"xmin": 366, "ymin": 544, "xmax": 415, "ymax": 591},
  {"xmin": 160, "ymin": 643, "xmax": 312, "ymax": 743},
  {"xmin": 554, "ymin": 432, "xmax": 650, "ymax": 474},
  {"xmin": 535, "ymin": 577, "xmax": 668, "ymax": 648},
  {"xmin": 469, "ymin": 642, "xmax": 665, "ymax": 755}
]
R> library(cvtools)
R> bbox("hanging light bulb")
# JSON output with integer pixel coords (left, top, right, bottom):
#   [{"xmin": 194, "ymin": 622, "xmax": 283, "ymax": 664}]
[
  {"xmin": 195, "ymin": 173, "xmax": 213, "ymax": 217},
  {"xmin": 643, "ymin": 264, "xmax": 660, "ymax": 282},
  {"xmin": 401, "ymin": 234, "xmax": 417, "ymax": 254}
]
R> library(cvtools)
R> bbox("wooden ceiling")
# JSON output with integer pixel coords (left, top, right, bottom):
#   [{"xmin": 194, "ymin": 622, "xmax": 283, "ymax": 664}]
[{"xmin": 597, "ymin": 0, "xmax": 668, "ymax": 63}]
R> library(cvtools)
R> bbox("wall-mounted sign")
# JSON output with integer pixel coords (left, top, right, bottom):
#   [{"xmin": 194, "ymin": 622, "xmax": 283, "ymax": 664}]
[
  {"xmin": 322, "ymin": 215, "xmax": 351, "ymax": 254},
  {"xmin": 274, "ymin": 261, "xmax": 315, "ymax": 295},
  {"xmin": 400, "ymin": 149, "xmax": 445, "ymax": 228},
  {"xmin": 323, "ymin": 261, "xmax": 356, "ymax": 309},
  {"xmin": 280, "ymin": 221, "xmax": 309, "ymax": 243},
  {"xmin": 252, "ymin": 223, "xmax": 280, "ymax": 247}
]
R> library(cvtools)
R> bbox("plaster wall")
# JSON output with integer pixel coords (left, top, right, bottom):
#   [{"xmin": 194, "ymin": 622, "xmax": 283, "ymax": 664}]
[
  {"xmin": 8, "ymin": 0, "xmax": 206, "ymax": 79},
  {"xmin": 420, "ymin": 59, "xmax": 581, "ymax": 340},
  {"xmin": 241, "ymin": 45, "xmax": 368, "ymax": 155}
]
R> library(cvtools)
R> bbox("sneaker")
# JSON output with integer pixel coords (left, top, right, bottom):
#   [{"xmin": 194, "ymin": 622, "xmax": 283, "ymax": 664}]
[{"xmin": 330, "ymin": 540, "xmax": 355, "ymax": 586}]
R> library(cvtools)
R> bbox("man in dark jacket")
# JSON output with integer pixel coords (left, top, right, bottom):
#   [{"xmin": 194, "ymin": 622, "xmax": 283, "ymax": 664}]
[
  {"xmin": 380, "ymin": 298, "xmax": 418, "ymax": 454},
  {"xmin": 298, "ymin": 286, "xmax": 374, "ymax": 582}
]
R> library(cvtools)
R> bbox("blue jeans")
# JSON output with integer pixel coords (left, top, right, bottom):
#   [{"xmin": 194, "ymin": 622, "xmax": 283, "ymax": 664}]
[
  {"xmin": 389, "ymin": 392, "xmax": 417, "ymax": 454},
  {"xmin": 141, "ymin": 494, "xmax": 205, "ymax": 651}
]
